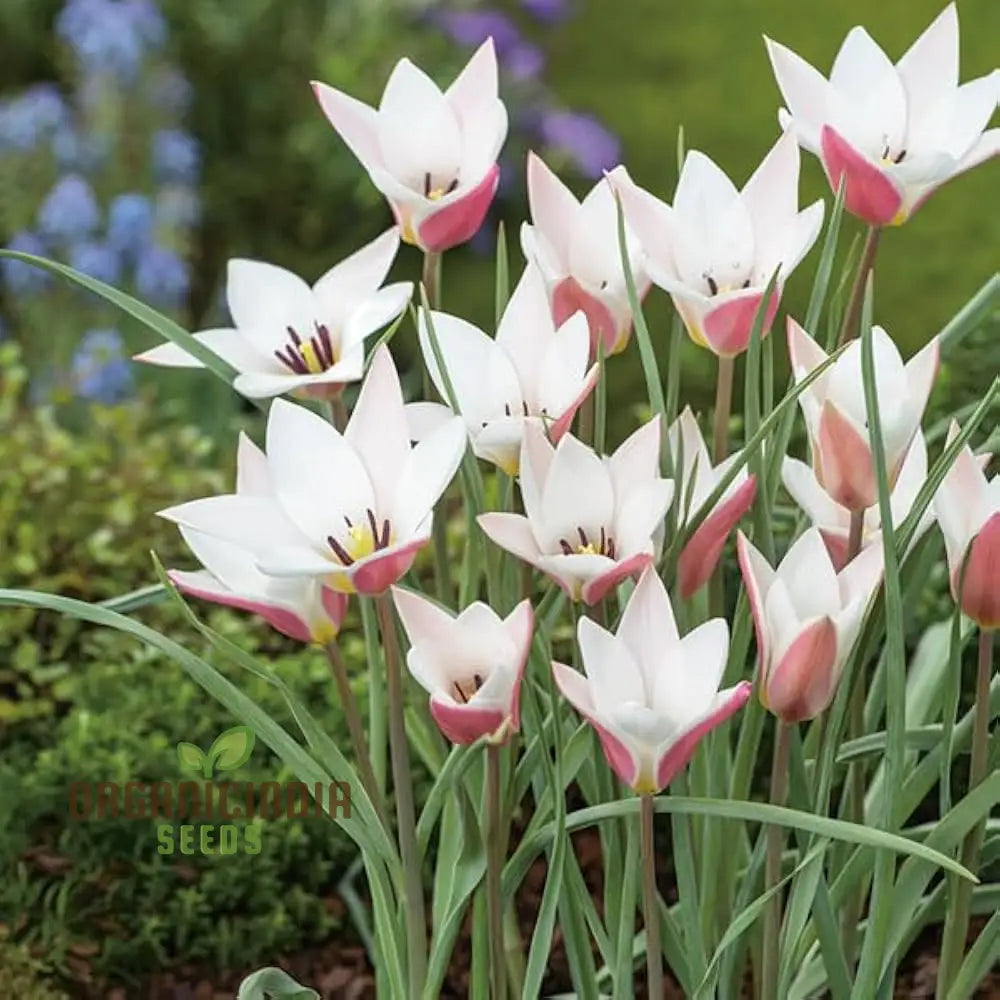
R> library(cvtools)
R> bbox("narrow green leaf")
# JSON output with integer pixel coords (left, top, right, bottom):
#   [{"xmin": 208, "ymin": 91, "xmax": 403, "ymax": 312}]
[
  {"xmin": 494, "ymin": 221, "xmax": 510, "ymax": 328},
  {"xmin": 0, "ymin": 249, "xmax": 266, "ymax": 410},
  {"xmin": 938, "ymin": 272, "xmax": 1000, "ymax": 356},
  {"xmin": 946, "ymin": 904, "xmax": 1000, "ymax": 1000},
  {"xmin": 236, "ymin": 967, "xmax": 319, "ymax": 1000}
]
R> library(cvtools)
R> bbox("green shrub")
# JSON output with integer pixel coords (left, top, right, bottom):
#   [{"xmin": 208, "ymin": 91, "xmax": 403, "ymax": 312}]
[{"xmin": 0, "ymin": 930, "xmax": 68, "ymax": 1000}]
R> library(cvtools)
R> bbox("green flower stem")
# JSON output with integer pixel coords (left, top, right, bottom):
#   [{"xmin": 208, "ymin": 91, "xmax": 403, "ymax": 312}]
[
  {"xmin": 840, "ymin": 508, "xmax": 867, "ymax": 966},
  {"xmin": 486, "ymin": 743, "xmax": 506, "ymax": 1000},
  {"xmin": 640, "ymin": 793, "xmax": 663, "ymax": 999},
  {"xmin": 761, "ymin": 719, "xmax": 792, "ymax": 1000},
  {"xmin": 421, "ymin": 249, "xmax": 451, "ymax": 606},
  {"xmin": 324, "ymin": 641, "xmax": 388, "ymax": 831},
  {"xmin": 835, "ymin": 226, "xmax": 880, "ymax": 348},
  {"xmin": 374, "ymin": 593, "xmax": 426, "ymax": 996},
  {"xmin": 712, "ymin": 354, "xmax": 735, "ymax": 465},
  {"xmin": 937, "ymin": 626, "xmax": 995, "ymax": 993}
]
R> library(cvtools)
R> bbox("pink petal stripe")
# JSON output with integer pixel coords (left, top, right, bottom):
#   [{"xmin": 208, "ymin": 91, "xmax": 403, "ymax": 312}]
[
  {"xmin": 549, "ymin": 364, "xmax": 600, "ymax": 444},
  {"xmin": 167, "ymin": 570, "xmax": 312, "ymax": 643},
  {"xmin": 655, "ymin": 681, "xmax": 752, "ymax": 790},
  {"xmin": 429, "ymin": 697, "xmax": 507, "ymax": 745},
  {"xmin": 702, "ymin": 289, "xmax": 780, "ymax": 358},
  {"xmin": 765, "ymin": 617, "xmax": 839, "ymax": 723},
  {"xmin": 955, "ymin": 512, "xmax": 1000, "ymax": 629},
  {"xmin": 817, "ymin": 401, "xmax": 876, "ymax": 512},
  {"xmin": 321, "ymin": 587, "xmax": 349, "ymax": 627},
  {"xmin": 820, "ymin": 529, "xmax": 851, "ymax": 573},
  {"xmin": 350, "ymin": 538, "xmax": 427, "ymax": 595},
  {"xmin": 678, "ymin": 475, "xmax": 757, "ymax": 598},
  {"xmin": 580, "ymin": 551, "xmax": 652, "ymax": 605},
  {"xmin": 417, "ymin": 165, "xmax": 500, "ymax": 253},
  {"xmin": 736, "ymin": 533, "xmax": 770, "ymax": 677},
  {"xmin": 552, "ymin": 277, "xmax": 621, "ymax": 359},
  {"xmin": 820, "ymin": 126, "xmax": 904, "ymax": 226}
]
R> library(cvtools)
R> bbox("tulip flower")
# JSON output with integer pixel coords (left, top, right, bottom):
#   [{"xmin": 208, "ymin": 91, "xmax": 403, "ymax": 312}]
[
  {"xmin": 936, "ymin": 422, "xmax": 1000, "ymax": 629},
  {"xmin": 521, "ymin": 152, "xmax": 648, "ymax": 358},
  {"xmin": 392, "ymin": 588, "xmax": 533, "ymax": 744},
  {"xmin": 788, "ymin": 318, "xmax": 938, "ymax": 512},
  {"xmin": 766, "ymin": 5, "xmax": 1000, "ymax": 227},
  {"xmin": 136, "ymin": 229, "xmax": 412, "ymax": 399},
  {"xmin": 166, "ymin": 434, "xmax": 347, "ymax": 643},
  {"xmin": 478, "ymin": 418, "xmax": 674, "ymax": 604},
  {"xmin": 312, "ymin": 41, "xmax": 507, "ymax": 253},
  {"xmin": 408, "ymin": 264, "xmax": 598, "ymax": 475},
  {"xmin": 737, "ymin": 528, "xmax": 883, "ymax": 722},
  {"xmin": 667, "ymin": 407, "xmax": 757, "ymax": 597},
  {"xmin": 160, "ymin": 346, "xmax": 467, "ymax": 596},
  {"xmin": 782, "ymin": 431, "xmax": 935, "ymax": 570},
  {"xmin": 611, "ymin": 130, "xmax": 823, "ymax": 357},
  {"xmin": 552, "ymin": 566, "xmax": 751, "ymax": 793}
]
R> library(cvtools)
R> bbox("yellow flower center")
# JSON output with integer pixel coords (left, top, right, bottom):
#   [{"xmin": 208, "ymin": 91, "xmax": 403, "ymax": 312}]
[
  {"xmin": 325, "ymin": 510, "xmax": 394, "ymax": 594},
  {"xmin": 275, "ymin": 323, "xmax": 338, "ymax": 375},
  {"xmin": 558, "ymin": 526, "xmax": 616, "ymax": 560}
]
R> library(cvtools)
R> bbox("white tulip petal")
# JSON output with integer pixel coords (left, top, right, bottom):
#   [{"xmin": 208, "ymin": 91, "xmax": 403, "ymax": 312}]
[
  {"xmin": 540, "ymin": 435, "xmax": 615, "ymax": 552},
  {"xmin": 776, "ymin": 529, "xmax": 840, "ymax": 620},
  {"xmin": 496, "ymin": 263, "xmax": 555, "ymax": 386},
  {"xmin": 135, "ymin": 328, "xmax": 265, "ymax": 372},
  {"xmin": 782, "ymin": 456, "xmax": 848, "ymax": 532},
  {"xmin": 312, "ymin": 82, "xmax": 383, "ymax": 173},
  {"xmin": 236, "ymin": 433, "xmax": 271, "ymax": 497},
  {"xmin": 765, "ymin": 37, "xmax": 831, "ymax": 151},
  {"xmin": 578, "ymin": 617, "xmax": 646, "ymax": 708},
  {"xmin": 616, "ymin": 567, "xmax": 680, "ymax": 687},
  {"xmin": 526, "ymin": 152, "xmax": 579, "ymax": 269},
  {"xmin": 392, "ymin": 415, "xmax": 467, "ymax": 537},
  {"xmin": 378, "ymin": 58, "xmax": 461, "ymax": 191},
  {"xmin": 227, "ymin": 259, "xmax": 315, "ymax": 336},
  {"xmin": 267, "ymin": 398, "xmax": 375, "ymax": 541}
]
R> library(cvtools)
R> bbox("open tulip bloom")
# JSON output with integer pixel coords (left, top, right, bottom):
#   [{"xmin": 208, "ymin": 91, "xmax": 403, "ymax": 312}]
[
  {"xmin": 738, "ymin": 528, "xmax": 884, "ymax": 722},
  {"xmin": 392, "ymin": 588, "xmax": 533, "ymax": 745},
  {"xmin": 313, "ymin": 41, "xmax": 507, "ymax": 253},
  {"xmin": 552, "ymin": 566, "xmax": 751, "ymax": 793},
  {"xmin": 408, "ymin": 264, "xmax": 598, "ymax": 475},
  {"xmin": 159, "ymin": 346, "xmax": 467, "ymax": 596},
  {"xmin": 936, "ymin": 422, "xmax": 1000, "ymax": 629},
  {"xmin": 782, "ymin": 431, "xmax": 935, "ymax": 570},
  {"xmin": 136, "ymin": 228, "xmax": 413, "ymax": 399},
  {"xmin": 167, "ymin": 434, "xmax": 348, "ymax": 644},
  {"xmin": 478, "ymin": 419, "xmax": 674, "ymax": 604},
  {"xmin": 612, "ymin": 129, "xmax": 824, "ymax": 357},
  {"xmin": 668, "ymin": 407, "xmax": 757, "ymax": 597},
  {"xmin": 766, "ymin": 4, "xmax": 1000, "ymax": 227},
  {"xmin": 788, "ymin": 318, "xmax": 938, "ymax": 512},
  {"xmin": 522, "ymin": 152, "xmax": 649, "ymax": 358}
]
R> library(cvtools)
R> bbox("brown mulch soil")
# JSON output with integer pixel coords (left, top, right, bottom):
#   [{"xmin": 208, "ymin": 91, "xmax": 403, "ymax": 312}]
[{"xmin": 35, "ymin": 827, "xmax": 1000, "ymax": 998}]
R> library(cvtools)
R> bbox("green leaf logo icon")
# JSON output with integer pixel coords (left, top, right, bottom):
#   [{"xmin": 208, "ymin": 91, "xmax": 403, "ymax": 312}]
[
  {"xmin": 208, "ymin": 725, "xmax": 255, "ymax": 772},
  {"xmin": 176, "ymin": 727, "xmax": 255, "ymax": 779},
  {"xmin": 177, "ymin": 741, "xmax": 210, "ymax": 777}
]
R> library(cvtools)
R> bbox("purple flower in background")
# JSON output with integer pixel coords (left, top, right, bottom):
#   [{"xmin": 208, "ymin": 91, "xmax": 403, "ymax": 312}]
[
  {"xmin": 57, "ymin": 0, "xmax": 150, "ymax": 81},
  {"xmin": 108, "ymin": 193, "xmax": 154, "ymax": 256},
  {"xmin": 152, "ymin": 129, "xmax": 200, "ymax": 184},
  {"xmin": 1, "ymin": 232, "xmax": 51, "ymax": 295},
  {"xmin": 123, "ymin": 0, "xmax": 166, "ymax": 46},
  {"xmin": 435, "ymin": 10, "xmax": 521, "ymax": 53},
  {"xmin": 135, "ymin": 244, "xmax": 189, "ymax": 307},
  {"xmin": 72, "ymin": 328, "xmax": 133, "ymax": 403},
  {"xmin": 37, "ymin": 174, "xmax": 101, "ymax": 244},
  {"xmin": 155, "ymin": 185, "xmax": 201, "ymax": 229},
  {"xmin": 70, "ymin": 240, "xmax": 122, "ymax": 285},
  {"xmin": 502, "ymin": 42, "xmax": 545, "ymax": 81},
  {"xmin": 520, "ymin": 0, "xmax": 571, "ymax": 23},
  {"xmin": 537, "ymin": 109, "xmax": 621, "ymax": 179},
  {"xmin": 0, "ymin": 85, "xmax": 69, "ymax": 152}
]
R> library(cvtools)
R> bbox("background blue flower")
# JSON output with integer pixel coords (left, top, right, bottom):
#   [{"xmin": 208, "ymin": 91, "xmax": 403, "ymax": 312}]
[
  {"xmin": 71, "ymin": 327, "xmax": 133, "ymax": 403},
  {"xmin": 107, "ymin": 193, "xmax": 155, "ymax": 258},
  {"xmin": 37, "ymin": 174, "xmax": 101, "ymax": 244},
  {"xmin": 69, "ymin": 241, "xmax": 123, "ymax": 285},
  {"xmin": 152, "ymin": 129, "xmax": 201, "ymax": 184},
  {"xmin": 135, "ymin": 244, "xmax": 190, "ymax": 307},
  {"xmin": 1, "ymin": 232, "xmax": 52, "ymax": 295}
]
